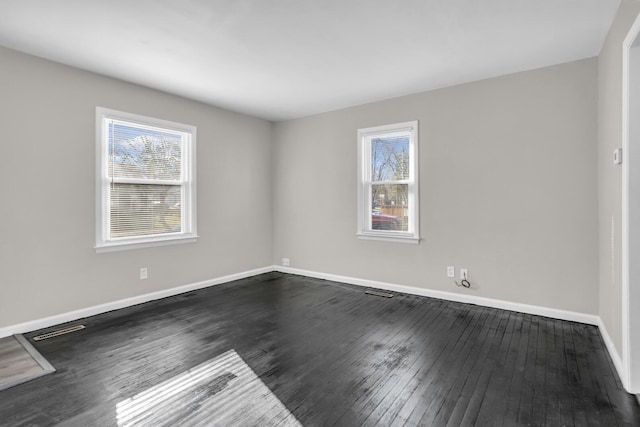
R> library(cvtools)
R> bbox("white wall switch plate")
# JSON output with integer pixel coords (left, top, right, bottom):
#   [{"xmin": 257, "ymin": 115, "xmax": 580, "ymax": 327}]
[
  {"xmin": 447, "ymin": 266, "xmax": 455, "ymax": 278},
  {"xmin": 282, "ymin": 258, "xmax": 290, "ymax": 267},
  {"xmin": 614, "ymin": 148, "xmax": 623, "ymax": 165}
]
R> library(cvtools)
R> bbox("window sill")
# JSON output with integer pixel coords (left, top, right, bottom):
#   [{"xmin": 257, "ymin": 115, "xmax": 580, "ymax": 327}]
[
  {"xmin": 95, "ymin": 235, "xmax": 199, "ymax": 253},
  {"xmin": 356, "ymin": 233, "xmax": 420, "ymax": 244}
]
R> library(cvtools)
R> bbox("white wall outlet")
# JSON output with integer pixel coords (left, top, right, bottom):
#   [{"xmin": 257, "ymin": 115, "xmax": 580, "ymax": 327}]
[
  {"xmin": 447, "ymin": 266, "xmax": 455, "ymax": 278},
  {"xmin": 460, "ymin": 268, "xmax": 468, "ymax": 280},
  {"xmin": 140, "ymin": 267, "xmax": 148, "ymax": 280},
  {"xmin": 282, "ymin": 258, "xmax": 290, "ymax": 267}
]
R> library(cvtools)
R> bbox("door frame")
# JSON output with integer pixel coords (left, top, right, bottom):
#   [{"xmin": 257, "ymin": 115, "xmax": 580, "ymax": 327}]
[{"xmin": 622, "ymin": 12, "xmax": 640, "ymax": 395}]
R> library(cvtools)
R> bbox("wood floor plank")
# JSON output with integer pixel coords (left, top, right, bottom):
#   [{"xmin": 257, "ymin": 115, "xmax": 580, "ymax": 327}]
[
  {"xmin": 528, "ymin": 316, "xmax": 547, "ymax": 426},
  {"xmin": 423, "ymin": 307, "xmax": 502, "ymax": 425},
  {"xmin": 268, "ymin": 294, "xmax": 420, "ymax": 411},
  {"xmin": 516, "ymin": 315, "xmax": 540, "ymax": 426},
  {"xmin": 471, "ymin": 311, "xmax": 519, "ymax": 425},
  {"xmin": 501, "ymin": 313, "xmax": 532, "ymax": 426},
  {"xmin": 585, "ymin": 325, "xmax": 637, "ymax": 426},
  {"xmin": 388, "ymin": 302, "xmax": 478, "ymax": 425},
  {"xmin": 555, "ymin": 319, "xmax": 574, "ymax": 427},
  {"xmin": 363, "ymin": 301, "xmax": 455, "ymax": 426},
  {"xmin": 329, "ymin": 297, "xmax": 447, "ymax": 426},
  {"xmin": 570, "ymin": 323, "xmax": 607, "ymax": 426},
  {"xmin": 297, "ymin": 293, "xmax": 433, "ymax": 426},
  {"xmin": 447, "ymin": 310, "xmax": 512, "ymax": 426},
  {"xmin": 0, "ymin": 272, "xmax": 638, "ymax": 426},
  {"xmin": 401, "ymin": 306, "xmax": 491, "ymax": 426},
  {"xmin": 562, "ymin": 320, "xmax": 589, "ymax": 426}
]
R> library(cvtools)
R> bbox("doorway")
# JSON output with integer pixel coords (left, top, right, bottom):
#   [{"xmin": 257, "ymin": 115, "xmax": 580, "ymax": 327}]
[{"xmin": 622, "ymin": 13, "xmax": 640, "ymax": 394}]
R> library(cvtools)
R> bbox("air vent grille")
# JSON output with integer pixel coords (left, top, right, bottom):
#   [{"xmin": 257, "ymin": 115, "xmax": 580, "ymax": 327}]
[
  {"xmin": 33, "ymin": 325, "xmax": 86, "ymax": 341},
  {"xmin": 365, "ymin": 289, "xmax": 394, "ymax": 298}
]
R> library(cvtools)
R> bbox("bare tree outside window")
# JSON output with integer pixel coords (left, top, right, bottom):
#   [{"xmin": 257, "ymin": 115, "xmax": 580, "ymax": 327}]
[{"xmin": 370, "ymin": 136, "xmax": 410, "ymax": 231}]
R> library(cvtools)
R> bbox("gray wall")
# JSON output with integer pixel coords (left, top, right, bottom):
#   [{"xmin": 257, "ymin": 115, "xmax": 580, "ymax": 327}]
[
  {"xmin": 0, "ymin": 35, "xmax": 607, "ymax": 330},
  {"xmin": 273, "ymin": 58, "xmax": 599, "ymax": 314},
  {"xmin": 0, "ymin": 46, "xmax": 273, "ymax": 328},
  {"xmin": 598, "ymin": 0, "xmax": 640, "ymax": 357}
]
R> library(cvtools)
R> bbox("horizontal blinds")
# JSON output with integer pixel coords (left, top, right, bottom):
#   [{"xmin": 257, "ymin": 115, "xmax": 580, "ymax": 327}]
[
  {"xmin": 110, "ymin": 184, "xmax": 182, "ymax": 238},
  {"xmin": 106, "ymin": 119, "xmax": 185, "ymax": 239}
]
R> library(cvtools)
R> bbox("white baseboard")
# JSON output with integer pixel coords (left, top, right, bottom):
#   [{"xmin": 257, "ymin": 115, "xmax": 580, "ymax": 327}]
[
  {"xmin": 597, "ymin": 317, "xmax": 626, "ymax": 390},
  {"xmin": 0, "ymin": 266, "xmax": 272, "ymax": 339},
  {"xmin": 274, "ymin": 266, "xmax": 600, "ymax": 325},
  {"xmin": 1, "ymin": 263, "xmax": 623, "ymax": 390}
]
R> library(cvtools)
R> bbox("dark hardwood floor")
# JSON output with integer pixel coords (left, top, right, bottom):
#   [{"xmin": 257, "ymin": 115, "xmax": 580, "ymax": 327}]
[{"xmin": 0, "ymin": 272, "xmax": 638, "ymax": 426}]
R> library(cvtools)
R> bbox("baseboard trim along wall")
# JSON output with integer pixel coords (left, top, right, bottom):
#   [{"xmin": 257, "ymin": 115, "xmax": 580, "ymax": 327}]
[
  {"xmin": 0, "ymin": 266, "xmax": 273, "ymax": 339},
  {"xmin": 274, "ymin": 266, "xmax": 600, "ymax": 325},
  {"xmin": 0, "ymin": 264, "xmax": 624, "ymax": 388}
]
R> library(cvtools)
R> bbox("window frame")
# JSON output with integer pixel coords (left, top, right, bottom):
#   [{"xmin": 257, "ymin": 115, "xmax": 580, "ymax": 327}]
[
  {"xmin": 357, "ymin": 120, "xmax": 420, "ymax": 244},
  {"xmin": 95, "ymin": 107, "xmax": 198, "ymax": 252}
]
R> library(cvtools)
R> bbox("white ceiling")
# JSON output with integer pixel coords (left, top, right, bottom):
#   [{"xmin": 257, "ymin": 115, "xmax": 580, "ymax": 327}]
[{"xmin": 0, "ymin": 0, "xmax": 620, "ymax": 121}]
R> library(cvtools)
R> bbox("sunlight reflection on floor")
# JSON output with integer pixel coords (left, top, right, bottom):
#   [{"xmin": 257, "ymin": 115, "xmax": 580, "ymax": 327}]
[{"xmin": 115, "ymin": 349, "xmax": 301, "ymax": 426}]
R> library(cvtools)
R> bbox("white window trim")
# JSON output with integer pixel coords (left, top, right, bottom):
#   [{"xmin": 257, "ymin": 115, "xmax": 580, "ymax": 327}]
[
  {"xmin": 95, "ymin": 107, "xmax": 198, "ymax": 253},
  {"xmin": 357, "ymin": 120, "xmax": 420, "ymax": 244}
]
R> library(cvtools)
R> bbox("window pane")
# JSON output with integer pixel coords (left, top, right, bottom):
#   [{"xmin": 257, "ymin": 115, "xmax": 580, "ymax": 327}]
[
  {"xmin": 110, "ymin": 183, "xmax": 182, "ymax": 238},
  {"xmin": 370, "ymin": 135, "xmax": 409, "ymax": 181},
  {"xmin": 371, "ymin": 183, "xmax": 408, "ymax": 231},
  {"xmin": 108, "ymin": 121, "xmax": 182, "ymax": 181}
]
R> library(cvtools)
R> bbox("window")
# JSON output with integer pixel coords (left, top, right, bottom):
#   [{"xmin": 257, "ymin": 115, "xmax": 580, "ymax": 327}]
[
  {"xmin": 357, "ymin": 121, "xmax": 419, "ymax": 243},
  {"xmin": 95, "ymin": 108, "xmax": 197, "ymax": 252}
]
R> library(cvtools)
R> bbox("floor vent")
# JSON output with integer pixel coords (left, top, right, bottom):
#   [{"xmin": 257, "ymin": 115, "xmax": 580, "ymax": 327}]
[
  {"xmin": 365, "ymin": 289, "xmax": 394, "ymax": 298},
  {"xmin": 33, "ymin": 325, "xmax": 86, "ymax": 341}
]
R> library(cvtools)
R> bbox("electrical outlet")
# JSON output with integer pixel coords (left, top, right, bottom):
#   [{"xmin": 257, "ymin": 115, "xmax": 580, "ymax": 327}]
[
  {"xmin": 447, "ymin": 266, "xmax": 455, "ymax": 278},
  {"xmin": 140, "ymin": 267, "xmax": 148, "ymax": 280},
  {"xmin": 460, "ymin": 268, "xmax": 468, "ymax": 280},
  {"xmin": 282, "ymin": 258, "xmax": 290, "ymax": 267}
]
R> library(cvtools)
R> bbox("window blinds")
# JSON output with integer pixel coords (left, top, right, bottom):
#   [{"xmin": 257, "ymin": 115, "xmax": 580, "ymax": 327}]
[{"xmin": 106, "ymin": 119, "xmax": 184, "ymax": 239}]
